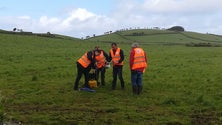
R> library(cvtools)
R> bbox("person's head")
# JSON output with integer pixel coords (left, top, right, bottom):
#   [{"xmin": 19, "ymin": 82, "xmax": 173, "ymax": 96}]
[
  {"xmin": 131, "ymin": 42, "xmax": 139, "ymax": 48},
  {"xmin": 94, "ymin": 46, "xmax": 101, "ymax": 51},
  {"xmin": 111, "ymin": 42, "xmax": 117, "ymax": 50},
  {"xmin": 94, "ymin": 49, "xmax": 101, "ymax": 56}
]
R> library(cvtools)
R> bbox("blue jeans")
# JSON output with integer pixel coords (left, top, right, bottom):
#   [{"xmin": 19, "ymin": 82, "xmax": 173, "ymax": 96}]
[{"xmin": 131, "ymin": 70, "xmax": 143, "ymax": 87}]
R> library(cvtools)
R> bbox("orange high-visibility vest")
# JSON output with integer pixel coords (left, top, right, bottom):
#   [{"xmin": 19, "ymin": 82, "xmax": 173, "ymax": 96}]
[
  {"xmin": 132, "ymin": 48, "xmax": 147, "ymax": 70},
  {"xmin": 110, "ymin": 47, "xmax": 123, "ymax": 66},
  {"xmin": 78, "ymin": 52, "xmax": 92, "ymax": 68},
  {"xmin": 95, "ymin": 51, "xmax": 106, "ymax": 68}
]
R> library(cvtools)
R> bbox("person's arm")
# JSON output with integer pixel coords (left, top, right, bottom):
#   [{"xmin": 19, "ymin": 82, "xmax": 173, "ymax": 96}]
[
  {"xmin": 108, "ymin": 50, "xmax": 112, "ymax": 62},
  {"xmin": 144, "ymin": 51, "xmax": 147, "ymax": 63},
  {"xmin": 87, "ymin": 51, "xmax": 93, "ymax": 61},
  {"xmin": 129, "ymin": 49, "xmax": 135, "ymax": 70},
  {"xmin": 144, "ymin": 51, "xmax": 148, "ymax": 69},
  {"xmin": 119, "ymin": 49, "xmax": 124, "ymax": 63},
  {"xmin": 87, "ymin": 51, "xmax": 95, "ymax": 67},
  {"xmin": 102, "ymin": 50, "xmax": 109, "ymax": 61}
]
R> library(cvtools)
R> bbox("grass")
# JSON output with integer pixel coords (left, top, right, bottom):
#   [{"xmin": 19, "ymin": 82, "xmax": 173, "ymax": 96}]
[{"xmin": 1, "ymin": 29, "xmax": 222, "ymax": 124}]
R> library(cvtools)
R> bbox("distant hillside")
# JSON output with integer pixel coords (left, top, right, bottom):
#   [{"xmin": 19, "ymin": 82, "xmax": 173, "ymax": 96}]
[
  {"xmin": 87, "ymin": 29, "xmax": 222, "ymax": 46},
  {"xmin": 0, "ymin": 29, "xmax": 80, "ymax": 41},
  {"xmin": 1, "ymin": 28, "xmax": 222, "ymax": 47}
]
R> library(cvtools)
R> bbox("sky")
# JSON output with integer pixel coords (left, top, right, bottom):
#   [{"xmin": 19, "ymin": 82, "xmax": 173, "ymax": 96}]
[{"xmin": 1, "ymin": 0, "xmax": 222, "ymax": 38}]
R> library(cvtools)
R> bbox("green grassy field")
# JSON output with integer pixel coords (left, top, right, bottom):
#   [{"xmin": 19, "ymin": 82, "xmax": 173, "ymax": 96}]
[{"xmin": 1, "ymin": 29, "xmax": 222, "ymax": 124}]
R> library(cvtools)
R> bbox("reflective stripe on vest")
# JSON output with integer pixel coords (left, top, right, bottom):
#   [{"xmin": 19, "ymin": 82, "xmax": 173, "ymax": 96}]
[
  {"xmin": 78, "ymin": 52, "xmax": 91, "ymax": 68},
  {"xmin": 110, "ymin": 48, "xmax": 123, "ymax": 66},
  {"xmin": 95, "ymin": 51, "xmax": 106, "ymax": 68},
  {"xmin": 132, "ymin": 48, "xmax": 147, "ymax": 70}
]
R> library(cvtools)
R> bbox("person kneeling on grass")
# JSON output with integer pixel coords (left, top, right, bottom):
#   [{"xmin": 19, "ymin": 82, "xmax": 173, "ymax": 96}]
[{"xmin": 129, "ymin": 42, "xmax": 148, "ymax": 95}]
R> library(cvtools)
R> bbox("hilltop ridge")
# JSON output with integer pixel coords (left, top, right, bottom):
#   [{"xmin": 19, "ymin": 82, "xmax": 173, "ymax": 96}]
[{"xmin": 1, "ymin": 28, "xmax": 222, "ymax": 46}]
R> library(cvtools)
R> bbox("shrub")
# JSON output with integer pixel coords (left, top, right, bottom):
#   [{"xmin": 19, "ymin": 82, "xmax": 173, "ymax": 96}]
[
  {"xmin": 186, "ymin": 42, "xmax": 220, "ymax": 47},
  {"xmin": 168, "ymin": 26, "xmax": 185, "ymax": 32}
]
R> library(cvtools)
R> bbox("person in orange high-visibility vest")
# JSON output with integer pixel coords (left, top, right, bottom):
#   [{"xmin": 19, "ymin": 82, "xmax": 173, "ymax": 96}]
[
  {"xmin": 94, "ymin": 46, "xmax": 109, "ymax": 86},
  {"xmin": 109, "ymin": 42, "xmax": 125, "ymax": 90},
  {"xmin": 73, "ymin": 50, "xmax": 96, "ymax": 90},
  {"xmin": 129, "ymin": 42, "xmax": 148, "ymax": 95}
]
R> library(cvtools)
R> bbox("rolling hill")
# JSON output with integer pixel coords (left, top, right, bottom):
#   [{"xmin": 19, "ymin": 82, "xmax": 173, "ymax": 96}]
[
  {"xmin": 88, "ymin": 29, "xmax": 222, "ymax": 46},
  {"xmin": 0, "ymin": 28, "xmax": 222, "ymax": 124}
]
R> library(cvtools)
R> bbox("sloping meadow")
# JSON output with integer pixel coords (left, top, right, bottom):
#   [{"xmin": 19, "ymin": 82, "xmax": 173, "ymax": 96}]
[{"xmin": 1, "ymin": 31, "xmax": 222, "ymax": 124}]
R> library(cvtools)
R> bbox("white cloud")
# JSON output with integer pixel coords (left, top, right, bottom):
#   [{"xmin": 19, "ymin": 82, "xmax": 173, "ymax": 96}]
[
  {"xmin": 110, "ymin": 0, "xmax": 222, "ymax": 35},
  {"xmin": 0, "ymin": 16, "xmax": 33, "ymax": 31},
  {"xmin": 142, "ymin": 0, "xmax": 222, "ymax": 14},
  {"xmin": 67, "ymin": 8, "xmax": 95, "ymax": 22},
  {"xmin": 39, "ymin": 16, "xmax": 60, "ymax": 27},
  {"xmin": 0, "ymin": 8, "xmax": 116, "ymax": 37},
  {"xmin": 61, "ymin": 8, "xmax": 96, "ymax": 29},
  {"xmin": 17, "ymin": 16, "xmax": 31, "ymax": 20},
  {"xmin": 34, "ymin": 8, "xmax": 117, "ymax": 37}
]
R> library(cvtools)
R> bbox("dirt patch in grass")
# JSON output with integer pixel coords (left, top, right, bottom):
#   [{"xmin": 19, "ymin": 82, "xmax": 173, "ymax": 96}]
[
  {"xmin": 5, "ymin": 103, "xmax": 121, "ymax": 124},
  {"xmin": 191, "ymin": 108, "xmax": 222, "ymax": 125},
  {"xmin": 5, "ymin": 104, "xmax": 112, "ymax": 114}
]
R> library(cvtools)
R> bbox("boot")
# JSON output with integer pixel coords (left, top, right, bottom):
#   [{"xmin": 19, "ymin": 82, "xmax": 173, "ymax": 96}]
[
  {"xmin": 97, "ymin": 81, "xmax": 101, "ymax": 86},
  {"xmin": 137, "ymin": 86, "xmax": 142, "ymax": 95},
  {"xmin": 73, "ymin": 86, "xmax": 78, "ymax": 91},
  {"xmin": 73, "ymin": 83, "xmax": 78, "ymax": 90},
  {"xmin": 101, "ymin": 82, "xmax": 105, "ymax": 86},
  {"xmin": 121, "ymin": 82, "xmax": 125, "ymax": 90},
  {"xmin": 101, "ymin": 79, "xmax": 105, "ymax": 86},
  {"xmin": 112, "ymin": 83, "xmax": 116, "ymax": 90},
  {"xmin": 132, "ymin": 86, "xmax": 137, "ymax": 95}
]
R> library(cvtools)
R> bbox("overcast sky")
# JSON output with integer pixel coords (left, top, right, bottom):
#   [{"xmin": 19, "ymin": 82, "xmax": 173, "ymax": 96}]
[{"xmin": 0, "ymin": 0, "xmax": 222, "ymax": 38}]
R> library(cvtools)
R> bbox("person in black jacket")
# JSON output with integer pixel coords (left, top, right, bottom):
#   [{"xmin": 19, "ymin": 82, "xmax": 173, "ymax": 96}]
[{"xmin": 109, "ymin": 42, "xmax": 125, "ymax": 90}]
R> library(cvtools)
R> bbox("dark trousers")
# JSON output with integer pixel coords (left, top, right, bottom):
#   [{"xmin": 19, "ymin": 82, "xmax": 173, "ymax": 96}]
[
  {"xmin": 131, "ymin": 70, "xmax": 143, "ymax": 87},
  {"xmin": 95, "ymin": 67, "xmax": 106, "ymax": 85},
  {"xmin": 112, "ymin": 66, "xmax": 124, "ymax": 89},
  {"xmin": 74, "ymin": 62, "xmax": 91, "ymax": 90},
  {"xmin": 131, "ymin": 70, "xmax": 143, "ymax": 94}
]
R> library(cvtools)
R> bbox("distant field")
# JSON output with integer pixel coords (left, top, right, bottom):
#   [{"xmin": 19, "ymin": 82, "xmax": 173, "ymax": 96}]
[
  {"xmin": 1, "ymin": 30, "xmax": 222, "ymax": 124},
  {"xmin": 89, "ymin": 29, "xmax": 222, "ymax": 45}
]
